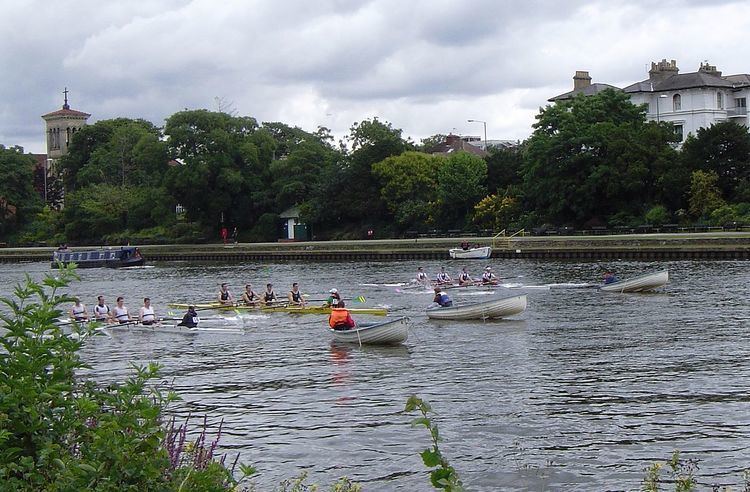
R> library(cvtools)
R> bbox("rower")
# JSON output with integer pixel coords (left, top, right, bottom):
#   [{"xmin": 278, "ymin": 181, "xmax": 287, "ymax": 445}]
[
  {"xmin": 177, "ymin": 306, "xmax": 199, "ymax": 328},
  {"xmin": 436, "ymin": 266, "xmax": 452, "ymax": 285},
  {"xmin": 241, "ymin": 283, "xmax": 260, "ymax": 305},
  {"xmin": 262, "ymin": 283, "xmax": 277, "ymax": 306},
  {"xmin": 288, "ymin": 282, "xmax": 306, "ymax": 307},
  {"xmin": 113, "ymin": 296, "xmax": 132, "ymax": 324},
  {"xmin": 93, "ymin": 295, "xmax": 111, "ymax": 323},
  {"xmin": 433, "ymin": 287, "xmax": 453, "ymax": 307},
  {"xmin": 603, "ymin": 272, "xmax": 618, "ymax": 284},
  {"xmin": 139, "ymin": 297, "xmax": 158, "ymax": 325},
  {"xmin": 328, "ymin": 300, "xmax": 356, "ymax": 330},
  {"xmin": 481, "ymin": 266, "xmax": 498, "ymax": 285},
  {"xmin": 416, "ymin": 267, "xmax": 430, "ymax": 286},
  {"xmin": 70, "ymin": 297, "xmax": 89, "ymax": 322},
  {"xmin": 217, "ymin": 283, "xmax": 234, "ymax": 306},
  {"xmin": 458, "ymin": 267, "xmax": 473, "ymax": 286},
  {"xmin": 323, "ymin": 288, "xmax": 341, "ymax": 307}
]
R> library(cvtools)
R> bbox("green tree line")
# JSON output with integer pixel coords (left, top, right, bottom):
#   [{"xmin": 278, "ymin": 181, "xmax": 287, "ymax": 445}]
[{"xmin": 2, "ymin": 89, "xmax": 749, "ymax": 245}]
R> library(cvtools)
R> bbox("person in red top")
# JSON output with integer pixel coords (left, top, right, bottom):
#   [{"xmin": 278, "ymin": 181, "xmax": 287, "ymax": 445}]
[{"xmin": 328, "ymin": 301, "xmax": 356, "ymax": 330}]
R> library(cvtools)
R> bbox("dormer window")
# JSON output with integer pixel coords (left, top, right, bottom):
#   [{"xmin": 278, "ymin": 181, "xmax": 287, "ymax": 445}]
[{"xmin": 673, "ymin": 94, "xmax": 681, "ymax": 111}]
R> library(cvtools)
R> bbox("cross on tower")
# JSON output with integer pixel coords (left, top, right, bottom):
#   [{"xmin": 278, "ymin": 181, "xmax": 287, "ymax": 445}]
[{"xmin": 62, "ymin": 87, "xmax": 69, "ymax": 109}]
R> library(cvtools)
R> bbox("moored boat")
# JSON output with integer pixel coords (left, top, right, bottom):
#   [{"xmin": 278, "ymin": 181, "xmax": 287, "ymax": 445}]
[
  {"xmin": 51, "ymin": 246, "xmax": 145, "ymax": 269},
  {"xmin": 426, "ymin": 294, "xmax": 527, "ymax": 320},
  {"xmin": 599, "ymin": 270, "xmax": 669, "ymax": 293},
  {"xmin": 329, "ymin": 316, "xmax": 409, "ymax": 345},
  {"xmin": 448, "ymin": 246, "xmax": 492, "ymax": 259}
]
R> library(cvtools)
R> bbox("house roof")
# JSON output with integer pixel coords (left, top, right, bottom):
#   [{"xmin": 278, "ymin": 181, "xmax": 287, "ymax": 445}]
[
  {"xmin": 279, "ymin": 206, "xmax": 300, "ymax": 219},
  {"xmin": 624, "ymin": 71, "xmax": 735, "ymax": 93},
  {"xmin": 548, "ymin": 83, "xmax": 621, "ymax": 102},
  {"xmin": 725, "ymin": 74, "xmax": 750, "ymax": 87},
  {"xmin": 428, "ymin": 135, "xmax": 488, "ymax": 157},
  {"xmin": 41, "ymin": 107, "xmax": 91, "ymax": 119}
]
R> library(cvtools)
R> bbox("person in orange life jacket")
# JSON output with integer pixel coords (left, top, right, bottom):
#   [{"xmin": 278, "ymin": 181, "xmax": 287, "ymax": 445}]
[
  {"xmin": 328, "ymin": 301, "xmax": 356, "ymax": 330},
  {"xmin": 433, "ymin": 287, "xmax": 453, "ymax": 307},
  {"xmin": 288, "ymin": 282, "xmax": 306, "ymax": 307}
]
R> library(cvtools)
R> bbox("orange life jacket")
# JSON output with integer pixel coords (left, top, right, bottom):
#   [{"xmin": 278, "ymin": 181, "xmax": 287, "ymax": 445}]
[{"xmin": 329, "ymin": 308, "xmax": 350, "ymax": 328}]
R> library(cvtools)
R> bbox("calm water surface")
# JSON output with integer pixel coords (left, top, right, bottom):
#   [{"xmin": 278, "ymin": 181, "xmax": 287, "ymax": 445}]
[{"xmin": 2, "ymin": 259, "xmax": 749, "ymax": 491}]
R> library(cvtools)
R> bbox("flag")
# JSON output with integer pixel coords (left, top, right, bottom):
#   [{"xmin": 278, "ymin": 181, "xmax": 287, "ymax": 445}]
[{"xmin": 354, "ymin": 295, "xmax": 366, "ymax": 303}]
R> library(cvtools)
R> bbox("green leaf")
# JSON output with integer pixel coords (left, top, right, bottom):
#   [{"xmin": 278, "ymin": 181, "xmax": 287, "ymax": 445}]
[{"xmin": 420, "ymin": 448, "xmax": 441, "ymax": 468}]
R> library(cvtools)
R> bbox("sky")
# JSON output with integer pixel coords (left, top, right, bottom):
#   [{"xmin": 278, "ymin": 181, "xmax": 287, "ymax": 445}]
[{"xmin": 2, "ymin": 0, "xmax": 750, "ymax": 154}]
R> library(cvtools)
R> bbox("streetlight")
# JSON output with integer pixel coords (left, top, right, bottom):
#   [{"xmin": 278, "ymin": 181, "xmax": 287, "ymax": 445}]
[
  {"xmin": 656, "ymin": 94, "xmax": 668, "ymax": 123},
  {"xmin": 467, "ymin": 119, "xmax": 487, "ymax": 150}
]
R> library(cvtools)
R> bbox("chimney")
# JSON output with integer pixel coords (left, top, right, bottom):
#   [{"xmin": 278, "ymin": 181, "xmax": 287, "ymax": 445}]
[
  {"xmin": 573, "ymin": 71, "xmax": 592, "ymax": 90},
  {"xmin": 649, "ymin": 58, "xmax": 679, "ymax": 82},
  {"xmin": 445, "ymin": 134, "xmax": 461, "ymax": 147},
  {"xmin": 699, "ymin": 61, "xmax": 722, "ymax": 77}
]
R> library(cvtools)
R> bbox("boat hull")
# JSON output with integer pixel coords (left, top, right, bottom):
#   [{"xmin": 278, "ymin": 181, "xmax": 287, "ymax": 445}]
[
  {"xmin": 329, "ymin": 317, "xmax": 408, "ymax": 345},
  {"xmin": 51, "ymin": 247, "xmax": 145, "ymax": 269},
  {"xmin": 167, "ymin": 303, "xmax": 387, "ymax": 316},
  {"xmin": 426, "ymin": 294, "xmax": 527, "ymax": 320},
  {"xmin": 599, "ymin": 270, "xmax": 669, "ymax": 293},
  {"xmin": 449, "ymin": 246, "xmax": 492, "ymax": 259}
]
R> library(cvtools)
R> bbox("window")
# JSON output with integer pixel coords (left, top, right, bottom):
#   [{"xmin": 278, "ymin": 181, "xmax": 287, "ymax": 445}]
[
  {"xmin": 80, "ymin": 253, "xmax": 88, "ymax": 261},
  {"xmin": 717, "ymin": 92, "xmax": 724, "ymax": 109},
  {"xmin": 673, "ymin": 94, "xmax": 681, "ymax": 111},
  {"xmin": 736, "ymin": 97, "xmax": 747, "ymax": 108},
  {"xmin": 90, "ymin": 252, "xmax": 100, "ymax": 260},
  {"xmin": 674, "ymin": 124, "xmax": 684, "ymax": 141}
]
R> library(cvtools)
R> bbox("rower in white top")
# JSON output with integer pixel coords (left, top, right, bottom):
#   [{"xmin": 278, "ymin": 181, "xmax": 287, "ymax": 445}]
[
  {"xmin": 481, "ymin": 266, "xmax": 499, "ymax": 285},
  {"xmin": 435, "ymin": 266, "xmax": 452, "ymax": 285},
  {"xmin": 93, "ymin": 295, "xmax": 111, "ymax": 323},
  {"xmin": 139, "ymin": 297, "xmax": 158, "ymax": 325},
  {"xmin": 458, "ymin": 267, "xmax": 474, "ymax": 286},
  {"xmin": 415, "ymin": 267, "xmax": 431, "ymax": 287},
  {"xmin": 69, "ymin": 297, "xmax": 89, "ymax": 322},
  {"xmin": 112, "ymin": 296, "xmax": 132, "ymax": 324}
]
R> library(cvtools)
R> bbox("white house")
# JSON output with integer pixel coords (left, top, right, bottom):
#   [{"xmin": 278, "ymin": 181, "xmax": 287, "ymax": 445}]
[{"xmin": 550, "ymin": 60, "xmax": 750, "ymax": 142}]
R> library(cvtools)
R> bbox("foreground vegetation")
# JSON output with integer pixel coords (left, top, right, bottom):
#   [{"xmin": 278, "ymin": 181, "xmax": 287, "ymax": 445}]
[{"xmin": 1, "ymin": 89, "xmax": 748, "ymax": 246}]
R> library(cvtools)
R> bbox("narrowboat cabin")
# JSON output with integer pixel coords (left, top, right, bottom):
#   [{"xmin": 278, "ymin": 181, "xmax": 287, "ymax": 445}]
[{"xmin": 51, "ymin": 247, "xmax": 145, "ymax": 269}]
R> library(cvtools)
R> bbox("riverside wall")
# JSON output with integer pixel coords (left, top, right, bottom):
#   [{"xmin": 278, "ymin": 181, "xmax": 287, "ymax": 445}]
[{"xmin": 1, "ymin": 233, "xmax": 748, "ymax": 263}]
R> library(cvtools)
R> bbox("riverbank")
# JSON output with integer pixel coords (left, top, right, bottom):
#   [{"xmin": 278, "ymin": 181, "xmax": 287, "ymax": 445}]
[{"xmin": 1, "ymin": 232, "xmax": 748, "ymax": 262}]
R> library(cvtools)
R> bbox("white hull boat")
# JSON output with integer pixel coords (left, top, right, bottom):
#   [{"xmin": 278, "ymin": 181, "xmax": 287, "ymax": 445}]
[
  {"xmin": 599, "ymin": 270, "xmax": 669, "ymax": 293},
  {"xmin": 57, "ymin": 316, "xmax": 246, "ymax": 335},
  {"xmin": 426, "ymin": 294, "xmax": 527, "ymax": 320},
  {"xmin": 448, "ymin": 246, "xmax": 492, "ymax": 259},
  {"xmin": 329, "ymin": 317, "xmax": 408, "ymax": 345}
]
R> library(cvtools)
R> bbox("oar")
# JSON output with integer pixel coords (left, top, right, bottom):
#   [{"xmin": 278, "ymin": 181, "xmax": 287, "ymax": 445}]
[{"xmin": 302, "ymin": 295, "xmax": 368, "ymax": 303}]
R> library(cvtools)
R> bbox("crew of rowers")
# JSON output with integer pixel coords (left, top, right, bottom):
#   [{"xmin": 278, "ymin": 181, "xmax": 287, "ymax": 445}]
[
  {"xmin": 415, "ymin": 266, "xmax": 499, "ymax": 286},
  {"xmin": 217, "ymin": 282, "xmax": 342, "ymax": 308},
  {"xmin": 69, "ymin": 295, "xmax": 159, "ymax": 325}
]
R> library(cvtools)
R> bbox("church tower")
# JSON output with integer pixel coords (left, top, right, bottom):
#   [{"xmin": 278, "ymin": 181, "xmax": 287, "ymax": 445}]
[{"xmin": 41, "ymin": 88, "xmax": 90, "ymax": 165}]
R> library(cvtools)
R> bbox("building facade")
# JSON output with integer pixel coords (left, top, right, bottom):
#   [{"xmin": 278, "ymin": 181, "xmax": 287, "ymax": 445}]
[
  {"xmin": 550, "ymin": 60, "xmax": 750, "ymax": 142},
  {"xmin": 41, "ymin": 89, "xmax": 90, "ymax": 166}
]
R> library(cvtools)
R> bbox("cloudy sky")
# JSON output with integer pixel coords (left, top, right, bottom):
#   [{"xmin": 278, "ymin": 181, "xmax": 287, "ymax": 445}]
[{"xmin": 3, "ymin": 0, "xmax": 750, "ymax": 154}]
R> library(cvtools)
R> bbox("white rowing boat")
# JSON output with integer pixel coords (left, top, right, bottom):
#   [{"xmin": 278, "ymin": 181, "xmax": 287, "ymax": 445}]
[
  {"xmin": 55, "ymin": 316, "xmax": 246, "ymax": 335},
  {"xmin": 448, "ymin": 246, "xmax": 492, "ymax": 259},
  {"xmin": 329, "ymin": 317, "xmax": 409, "ymax": 345},
  {"xmin": 426, "ymin": 294, "xmax": 527, "ymax": 320},
  {"xmin": 599, "ymin": 270, "xmax": 669, "ymax": 293}
]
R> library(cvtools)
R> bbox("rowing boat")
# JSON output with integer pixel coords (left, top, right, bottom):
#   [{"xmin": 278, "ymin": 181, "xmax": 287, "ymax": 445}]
[
  {"xmin": 448, "ymin": 246, "xmax": 492, "ymax": 259},
  {"xmin": 599, "ymin": 270, "xmax": 669, "ymax": 293},
  {"xmin": 262, "ymin": 306, "xmax": 387, "ymax": 316},
  {"xmin": 426, "ymin": 294, "xmax": 527, "ymax": 320},
  {"xmin": 167, "ymin": 302, "xmax": 387, "ymax": 316},
  {"xmin": 329, "ymin": 317, "xmax": 408, "ymax": 345}
]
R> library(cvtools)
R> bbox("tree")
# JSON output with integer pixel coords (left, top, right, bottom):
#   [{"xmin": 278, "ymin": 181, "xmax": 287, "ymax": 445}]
[
  {"xmin": 0, "ymin": 145, "xmax": 42, "ymax": 239},
  {"xmin": 688, "ymin": 170, "xmax": 725, "ymax": 219},
  {"xmin": 372, "ymin": 151, "xmax": 440, "ymax": 230},
  {"xmin": 434, "ymin": 152, "xmax": 487, "ymax": 229},
  {"xmin": 681, "ymin": 121, "xmax": 750, "ymax": 201},
  {"xmin": 486, "ymin": 146, "xmax": 524, "ymax": 193},
  {"xmin": 521, "ymin": 89, "xmax": 680, "ymax": 227}
]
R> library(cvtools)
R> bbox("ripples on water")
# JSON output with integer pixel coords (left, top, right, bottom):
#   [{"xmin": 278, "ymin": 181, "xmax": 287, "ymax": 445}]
[{"xmin": 1, "ymin": 259, "xmax": 749, "ymax": 491}]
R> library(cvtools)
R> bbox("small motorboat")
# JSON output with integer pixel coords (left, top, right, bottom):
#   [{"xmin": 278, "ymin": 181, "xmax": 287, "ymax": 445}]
[
  {"xmin": 426, "ymin": 294, "xmax": 527, "ymax": 320},
  {"xmin": 51, "ymin": 246, "xmax": 145, "ymax": 269},
  {"xmin": 599, "ymin": 270, "xmax": 669, "ymax": 293},
  {"xmin": 449, "ymin": 246, "xmax": 492, "ymax": 259},
  {"xmin": 329, "ymin": 316, "xmax": 409, "ymax": 345}
]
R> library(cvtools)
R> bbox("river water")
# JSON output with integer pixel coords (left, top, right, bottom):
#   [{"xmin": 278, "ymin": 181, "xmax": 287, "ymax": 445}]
[{"xmin": 2, "ymin": 259, "xmax": 749, "ymax": 491}]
